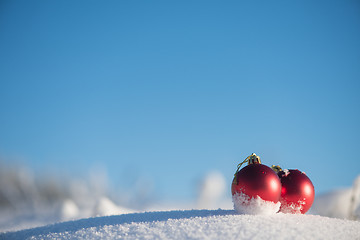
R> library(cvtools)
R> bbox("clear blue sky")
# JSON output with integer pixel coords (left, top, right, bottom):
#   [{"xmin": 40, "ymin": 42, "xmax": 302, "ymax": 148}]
[{"xmin": 1, "ymin": 0, "xmax": 359, "ymax": 202}]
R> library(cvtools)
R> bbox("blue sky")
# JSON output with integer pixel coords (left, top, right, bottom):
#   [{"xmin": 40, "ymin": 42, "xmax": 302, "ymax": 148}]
[{"xmin": 1, "ymin": 0, "xmax": 359, "ymax": 202}]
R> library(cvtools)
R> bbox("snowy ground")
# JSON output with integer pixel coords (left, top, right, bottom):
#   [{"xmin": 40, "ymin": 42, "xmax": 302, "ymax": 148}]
[
  {"xmin": 1, "ymin": 163, "xmax": 359, "ymax": 239},
  {"xmin": 1, "ymin": 209, "xmax": 360, "ymax": 240}
]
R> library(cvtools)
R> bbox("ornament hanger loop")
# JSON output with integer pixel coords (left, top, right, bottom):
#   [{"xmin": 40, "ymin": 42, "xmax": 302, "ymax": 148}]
[{"xmin": 235, "ymin": 153, "xmax": 261, "ymax": 175}]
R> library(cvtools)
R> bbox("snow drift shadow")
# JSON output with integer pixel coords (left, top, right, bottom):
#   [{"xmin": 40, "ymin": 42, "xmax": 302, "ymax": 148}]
[{"xmin": 1, "ymin": 209, "xmax": 235, "ymax": 239}]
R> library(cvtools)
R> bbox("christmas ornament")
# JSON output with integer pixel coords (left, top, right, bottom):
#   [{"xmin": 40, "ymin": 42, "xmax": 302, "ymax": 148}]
[
  {"xmin": 272, "ymin": 165, "xmax": 315, "ymax": 214},
  {"xmin": 232, "ymin": 154, "xmax": 282, "ymax": 204}
]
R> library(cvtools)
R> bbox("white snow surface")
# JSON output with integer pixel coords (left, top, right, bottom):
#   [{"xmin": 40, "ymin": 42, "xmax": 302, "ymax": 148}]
[{"xmin": 1, "ymin": 209, "xmax": 359, "ymax": 240}]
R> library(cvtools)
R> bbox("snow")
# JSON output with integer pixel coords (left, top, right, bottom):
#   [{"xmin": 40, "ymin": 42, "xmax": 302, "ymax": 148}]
[
  {"xmin": 1, "ymin": 163, "xmax": 360, "ymax": 239},
  {"xmin": 197, "ymin": 171, "xmax": 227, "ymax": 209},
  {"xmin": 278, "ymin": 199, "xmax": 304, "ymax": 214},
  {"xmin": 1, "ymin": 209, "xmax": 359, "ymax": 240},
  {"xmin": 232, "ymin": 192, "xmax": 281, "ymax": 215},
  {"xmin": 311, "ymin": 175, "xmax": 360, "ymax": 220}
]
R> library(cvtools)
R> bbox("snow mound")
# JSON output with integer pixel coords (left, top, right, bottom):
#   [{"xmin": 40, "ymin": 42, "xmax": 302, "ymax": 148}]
[
  {"xmin": 197, "ymin": 171, "xmax": 226, "ymax": 209},
  {"xmin": 232, "ymin": 192, "xmax": 280, "ymax": 215},
  {"xmin": 311, "ymin": 175, "xmax": 360, "ymax": 220},
  {"xmin": 1, "ymin": 209, "xmax": 359, "ymax": 240}
]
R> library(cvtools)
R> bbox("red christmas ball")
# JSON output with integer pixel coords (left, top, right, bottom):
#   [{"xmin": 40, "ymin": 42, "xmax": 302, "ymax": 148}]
[
  {"xmin": 277, "ymin": 169, "xmax": 315, "ymax": 214},
  {"xmin": 231, "ymin": 163, "xmax": 282, "ymax": 203}
]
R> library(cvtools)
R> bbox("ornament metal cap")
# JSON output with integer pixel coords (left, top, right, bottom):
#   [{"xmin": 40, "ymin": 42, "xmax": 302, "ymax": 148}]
[
  {"xmin": 235, "ymin": 153, "xmax": 261, "ymax": 175},
  {"xmin": 271, "ymin": 165, "xmax": 283, "ymax": 173},
  {"xmin": 248, "ymin": 153, "xmax": 261, "ymax": 164}
]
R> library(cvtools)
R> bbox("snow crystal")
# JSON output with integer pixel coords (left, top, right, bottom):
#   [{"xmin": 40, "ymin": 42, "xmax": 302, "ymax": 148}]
[{"xmin": 232, "ymin": 192, "xmax": 280, "ymax": 215}]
